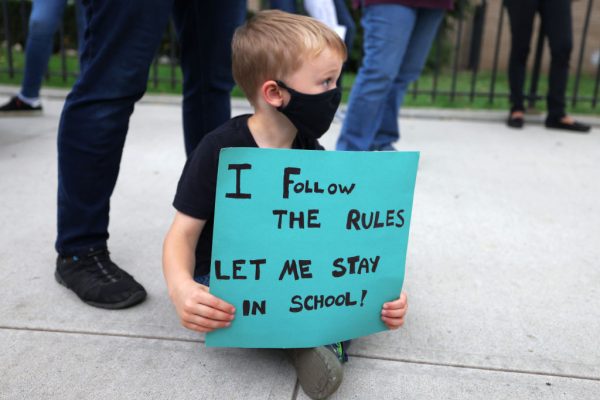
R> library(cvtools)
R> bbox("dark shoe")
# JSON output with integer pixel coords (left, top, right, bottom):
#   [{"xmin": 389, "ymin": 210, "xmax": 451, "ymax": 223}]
[
  {"xmin": 0, "ymin": 96, "xmax": 42, "ymax": 115},
  {"xmin": 545, "ymin": 117, "xmax": 591, "ymax": 133},
  {"xmin": 286, "ymin": 346, "xmax": 343, "ymax": 400},
  {"xmin": 506, "ymin": 112, "xmax": 524, "ymax": 128},
  {"xmin": 55, "ymin": 248, "xmax": 147, "ymax": 309}
]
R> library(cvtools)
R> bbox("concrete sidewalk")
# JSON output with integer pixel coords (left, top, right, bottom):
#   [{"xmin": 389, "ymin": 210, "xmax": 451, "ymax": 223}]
[{"xmin": 1, "ymin": 90, "xmax": 599, "ymax": 399}]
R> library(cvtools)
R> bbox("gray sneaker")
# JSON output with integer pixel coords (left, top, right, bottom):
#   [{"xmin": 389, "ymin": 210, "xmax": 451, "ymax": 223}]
[{"xmin": 286, "ymin": 346, "xmax": 343, "ymax": 400}]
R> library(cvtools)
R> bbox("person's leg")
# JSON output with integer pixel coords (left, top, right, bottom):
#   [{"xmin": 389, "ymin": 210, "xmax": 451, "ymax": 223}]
[
  {"xmin": 172, "ymin": 0, "xmax": 246, "ymax": 155},
  {"xmin": 269, "ymin": 0, "xmax": 297, "ymax": 13},
  {"xmin": 333, "ymin": 0, "xmax": 355, "ymax": 53},
  {"xmin": 372, "ymin": 7, "xmax": 444, "ymax": 149},
  {"xmin": 540, "ymin": 0, "xmax": 589, "ymax": 132},
  {"xmin": 20, "ymin": 0, "xmax": 68, "ymax": 100},
  {"xmin": 55, "ymin": 0, "xmax": 174, "ymax": 309},
  {"xmin": 503, "ymin": 0, "xmax": 537, "ymax": 114},
  {"xmin": 56, "ymin": 0, "xmax": 173, "ymax": 256},
  {"xmin": 333, "ymin": 0, "xmax": 356, "ymax": 90},
  {"xmin": 74, "ymin": 0, "xmax": 86, "ymax": 56},
  {"xmin": 540, "ymin": 0, "xmax": 571, "ymax": 121},
  {"xmin": 336, "ymin": 4, "xmax": 417, "ymax": 151}
]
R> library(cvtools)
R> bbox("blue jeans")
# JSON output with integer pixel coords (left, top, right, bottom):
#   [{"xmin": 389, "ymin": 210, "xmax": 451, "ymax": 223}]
[
  {"xmin": 333, "ymin": 0, "xmax": 356, "ymax": 56},
  {"xmin": 195, "ymin": 273, "xmax": 211, "ymax": 286},
  {"xmin": 21, "ymin": 0, "xmax": 85, "ymax": 99},
  {"xmin": 269, "ymin": 0, "xmax": 297, "ymax": 13},
  {"xmin": 336, "ymin": 4, "xmax": 444, "ymax": 151},
  {"xmin": 172, "ymin": 0, "xmax": 246, "ymax": 154},
  {"xmin": 56, "ymin": 0, "xmax": 245, "ymax": 256}
]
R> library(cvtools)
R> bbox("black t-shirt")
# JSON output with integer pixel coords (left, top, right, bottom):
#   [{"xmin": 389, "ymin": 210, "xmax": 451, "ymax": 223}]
[{"xmin": 173, "ymin": 114, "xmax": 324, "ymax": 277}]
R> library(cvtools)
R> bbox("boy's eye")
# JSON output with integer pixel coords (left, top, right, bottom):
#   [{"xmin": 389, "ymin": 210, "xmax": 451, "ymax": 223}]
[{"xmin": 322, "ymin": 78, "xmax": 333, "ymax": 88}]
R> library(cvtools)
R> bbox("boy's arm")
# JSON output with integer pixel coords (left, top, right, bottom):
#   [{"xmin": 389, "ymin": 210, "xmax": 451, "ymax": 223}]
[
  {"xmin": 163, "ymin": 211, "xmax": 235, "ymax": 333},
  {"xmin": 381, "ymin": 292, "xmax": 408, "ymax": 330}
]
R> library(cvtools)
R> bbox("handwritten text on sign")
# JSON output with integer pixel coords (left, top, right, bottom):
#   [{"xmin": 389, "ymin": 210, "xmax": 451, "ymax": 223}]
[{"xmin": 206, "ymin": 148, "xmax": 419, "ymax": 348}]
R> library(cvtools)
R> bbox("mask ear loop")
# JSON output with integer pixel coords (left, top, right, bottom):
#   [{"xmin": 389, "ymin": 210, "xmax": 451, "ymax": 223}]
[
  {"xmin": 275, "ymin": 80, "xmax": 290, "ymax": 91},
  {"xmin": 274, "ymin": 80, "xmax": 291, "ymax": 111}
]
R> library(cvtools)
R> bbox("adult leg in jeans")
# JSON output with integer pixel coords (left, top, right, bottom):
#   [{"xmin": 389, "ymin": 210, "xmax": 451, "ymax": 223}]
[
  {"xmin": 504, "ymin": 0, "xmax": 537, "ymax": 113},
  {"xmin": 372, "ymin": 8, "xmax": 444, "ymax": 150},
  {"xmin": 20, "ymin": 0, "xmax": 67, "ymax": 100},
  {"xmin": 57, "ymin": 0, "xmax": 173, "ymax": 256},
  {"xmin": 172, "ymin": 0, "xmax": 247, "ymax": 155},
  {"xmin": 333, "ymin": 0, "xmax": 356, "ymax": 91},
  {"xmin": 56, "ymin": 0, "xmax": 173, "ymax": 308},
  {"xmin": 19, "ymin": 0, "xmax": 86, "ymax": 100},
  {"xmin": 74, "ymin": 0, "xmax": 86, "ymax": 55},
  {"xmin": 333, "ymin": 0, "xmax": 356, "ymax": 53},
  {"xmin": 1, "ymin": 0, "xmax": 86, "ymax": 113},
  {"xmin": 540, "ymin": 0, "xmax": 572, "ymax": 121},
  {"xmin": 269, "ymin": 0, "xmax": 297, "ymax": 13},
  {"xmin": 336, "ymin": 4, "xmax": 416, "ymax": 151}
]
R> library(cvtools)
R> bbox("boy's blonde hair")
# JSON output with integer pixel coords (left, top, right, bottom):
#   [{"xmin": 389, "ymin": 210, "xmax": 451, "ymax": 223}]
[{"xmin": 232, "ymin": 10, "xmax": 347, "ymax": 104}]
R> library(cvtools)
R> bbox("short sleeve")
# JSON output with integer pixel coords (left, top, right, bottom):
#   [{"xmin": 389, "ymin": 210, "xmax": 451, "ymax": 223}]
[{"xmin": 173, "ymin": 136, "xmax": 218, "ymax": 220}]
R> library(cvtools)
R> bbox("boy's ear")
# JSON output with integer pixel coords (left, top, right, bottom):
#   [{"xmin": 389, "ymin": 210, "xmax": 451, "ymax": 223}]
[{"xmin": 261, "ymin": 80, "xmax": 285, "ymax": 108}]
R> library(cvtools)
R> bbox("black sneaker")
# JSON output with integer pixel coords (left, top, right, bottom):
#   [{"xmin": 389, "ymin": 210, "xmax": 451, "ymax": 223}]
[
  {"xmin": 55, "ymin": 248, "xmax": 147, "ymax": 309},
  {"xmin": 285, "ymin": 346, "xmax": 344, "ymax": 400},
  {"xmin": 0, "ymin": 96, "xmax": 43, "ymax": 115}
]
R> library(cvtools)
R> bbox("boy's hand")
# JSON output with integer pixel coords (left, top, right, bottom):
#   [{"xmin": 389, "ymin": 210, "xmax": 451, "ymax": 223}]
[
  {"xmin": 381, "ymin": 292, "xmax": 408, "ymax": 330},
  {"xmin": 171, "ymin": 279, "xmax": 236, "ymax": 333}
]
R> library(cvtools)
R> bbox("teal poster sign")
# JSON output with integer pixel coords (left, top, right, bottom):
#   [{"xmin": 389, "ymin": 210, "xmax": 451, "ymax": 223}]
[{"xmin": 206, "ymin": 148, "xmax": 419, "ymax": 348}]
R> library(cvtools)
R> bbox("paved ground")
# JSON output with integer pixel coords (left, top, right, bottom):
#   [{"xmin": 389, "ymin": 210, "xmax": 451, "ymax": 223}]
[{"xmin": 1, "ymin": 86, "xmax": 599, "ymax": 399}]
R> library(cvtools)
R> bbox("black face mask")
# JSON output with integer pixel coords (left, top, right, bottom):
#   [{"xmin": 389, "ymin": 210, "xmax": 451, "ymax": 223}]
[{"xmin": 276, "ymin": 80, "xmax": 342, "ymax": 140}]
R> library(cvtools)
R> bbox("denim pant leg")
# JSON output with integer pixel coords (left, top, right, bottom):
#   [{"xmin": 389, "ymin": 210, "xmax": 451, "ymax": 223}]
[
  {"xmin": 194, "ymin": 273, "xmax": 211, "ymax": 286},
  {"xmin": 56, "ymin": 0, "xmax": 173, "ymax": 256},
  {"xmin": 269, "ymin": 0, "xmax": 297, "ymax": 13},
  {"xmin": 20, "ymin": 0, "xmax": 67, "ymax": 98},
  {"xmin": 336, "ymin": 5, "xmax": 417, "ymax": 151},
  {"xmin": 372, "ymin": 8, "xmax": 444, "ymax": 148},
  {"xmin": 172, "ymin": 0, "xmax": 246, "ymax": 155},
  {"xmin": 333, "ymin": 0, "xmax": 356, "ymax": 53},
  {"xmin": 74, "ymin": 0, "xmax": 86, "ymax": 55},
  {"xmin": 333, "ymin": 0, "xmax": 356, "ymax": 90}
]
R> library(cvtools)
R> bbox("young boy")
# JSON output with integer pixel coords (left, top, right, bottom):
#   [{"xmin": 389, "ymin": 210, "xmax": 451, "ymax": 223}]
[{"xmin": 163, "ymin": 10, "xmax": 408, "ymax": 400}]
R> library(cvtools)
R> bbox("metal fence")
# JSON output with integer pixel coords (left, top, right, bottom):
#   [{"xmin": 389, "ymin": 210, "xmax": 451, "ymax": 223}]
[
  {"xmin": 1, "ymin": 0, "xmax": 599, "ymax": 110},
  {"xmin": 431, "ymin": 0, "xmax": 600, "ymax": 109}
]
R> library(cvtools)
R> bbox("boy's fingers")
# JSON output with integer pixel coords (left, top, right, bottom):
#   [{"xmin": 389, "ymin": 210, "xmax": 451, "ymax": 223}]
[
  {"xmin": 381, "ymin": 308, "xmax": 407, "ymax": 318},
  {"xmin": 185, "ymin": 314, "xmax": 231, "ymax": 330},
  {"xmin": 382, "ymin": 316, "xmax": 405, "ymax": 329},
  {"xmin": 193, "ymin": 291, "xmax": 236, "ymax": 314},
  {"xmin": 196, "ymin": 304, "xmax": 235, "ymax": 322},
  {"xmin": 182, "ymin": 321, "xmax": 213, "ymax": 333},
  {"xmin": 383, "ymin": 298, "xmax": 407, "ymax": 310},
  {"xmin": 383, "ymin": 292, "xmax": 408, "ymax": 309}
]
